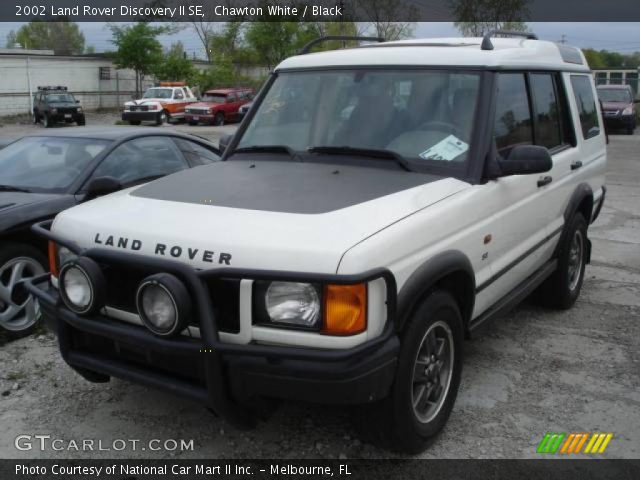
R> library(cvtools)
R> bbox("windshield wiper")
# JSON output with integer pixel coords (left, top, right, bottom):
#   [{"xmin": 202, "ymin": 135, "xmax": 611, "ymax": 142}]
[
  {"xmin": 0, "ymin": 185, "xmax": 31, "ymax": 193},
  {"xmin": 233, "ymin": 145, "xmax": 296, "ymax": 156},
  {"xmin": 307, "ymin": 146, "xmax": 412, "ymax": 172}
]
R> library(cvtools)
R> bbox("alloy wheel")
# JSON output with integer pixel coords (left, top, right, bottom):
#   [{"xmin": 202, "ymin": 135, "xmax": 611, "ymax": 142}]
[
  {"xmin": 567, "ymin": 230, "xmax": 584, "ymax": 291},
  {"xmin": 411, "ymin": 320, "xmax": 455, "ymax": 424},
  {"xmin": 0, "ymin": 257, "xmax": 45, "ymax": 332}
]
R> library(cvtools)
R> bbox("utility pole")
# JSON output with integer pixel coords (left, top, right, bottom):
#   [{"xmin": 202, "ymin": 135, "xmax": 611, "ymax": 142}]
[{"xmin": 26, "ymin": 56, "xmax": 33, "ymax": 115}]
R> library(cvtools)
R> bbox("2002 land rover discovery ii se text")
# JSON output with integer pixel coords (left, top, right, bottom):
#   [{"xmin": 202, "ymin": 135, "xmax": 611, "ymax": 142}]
[{"xmin": 17, "ymin": 32, "xmax": 607, "ymax": 453}]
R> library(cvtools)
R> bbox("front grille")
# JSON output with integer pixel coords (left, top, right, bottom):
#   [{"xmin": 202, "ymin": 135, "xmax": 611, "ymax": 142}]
[
  {"xmin": 187, "ymin": 108, "xmax": 210, "ymax": 114},
  {"xmin": 130, "ymin": 105, "xmax": 149, "ymax": 112},
  {"xmin": 604, "ymin": 110, "xmax": 619, "ymax": 116},
  {"xmin": 56, "ymin": 107, "xmax": 76, "ymax": 114},
  {"xmin": 101, "ymin": 264, "xmax": 241, "ymax": 334}
]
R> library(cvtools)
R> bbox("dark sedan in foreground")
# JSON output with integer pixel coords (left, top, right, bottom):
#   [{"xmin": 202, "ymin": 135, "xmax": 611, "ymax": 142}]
[{"xmin": 0, "ymin": 127, "xmax": 220, "ymax": 337}]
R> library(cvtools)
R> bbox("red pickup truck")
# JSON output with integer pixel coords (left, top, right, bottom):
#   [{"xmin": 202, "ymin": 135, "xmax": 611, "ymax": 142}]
[{"xmin": 185, "ymin": 88, "xmax": 254, "ymax": 126}]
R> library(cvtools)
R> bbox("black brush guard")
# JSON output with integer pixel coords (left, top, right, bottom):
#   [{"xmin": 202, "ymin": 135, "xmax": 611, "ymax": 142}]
[{"xmin": 23, "ymin": 220, "xmax": 399, "ymax": 426}]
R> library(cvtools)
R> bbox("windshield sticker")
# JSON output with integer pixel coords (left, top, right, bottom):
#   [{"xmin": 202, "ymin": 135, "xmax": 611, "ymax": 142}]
[{"xmin": 419, "ymin": 135, "xmax": 469, "ymax": 161}]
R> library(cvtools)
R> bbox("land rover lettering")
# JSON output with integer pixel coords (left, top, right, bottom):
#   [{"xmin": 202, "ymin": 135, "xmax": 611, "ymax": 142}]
[{"xmin": 93, "ymin": 234, "xmax": 231, "ymax": 265}]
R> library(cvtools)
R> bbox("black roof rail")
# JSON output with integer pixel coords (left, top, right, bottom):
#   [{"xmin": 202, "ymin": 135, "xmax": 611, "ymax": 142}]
[
  {"xmin": 481, "ymin": 30, "xmax": 538, "ymax": 51},
  {"xmin": 298, "ymin": 36, "xmax": 385, "ymax": 55}
]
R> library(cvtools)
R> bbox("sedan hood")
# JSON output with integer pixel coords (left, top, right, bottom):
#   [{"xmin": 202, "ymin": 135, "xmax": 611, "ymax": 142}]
[
  {"xmin": 52, "ymin": 161, "xmax": 469, "ymax": 273},
  {"xmin": 601, "ymin": 101, "xmax": 631, "ymax": 111},
  {"xmin": 0, "ymin": 191, "xmax": 74, "ymax": 232},
  {"xmin": 188, "ymin": 101, "xmax": 222, "ymax": 108}
]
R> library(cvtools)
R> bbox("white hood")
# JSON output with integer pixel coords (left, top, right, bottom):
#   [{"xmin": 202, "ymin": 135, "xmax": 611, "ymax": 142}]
[{"xmin": 52, "ymin": 161, "xmax": 469, "ymax": 274}]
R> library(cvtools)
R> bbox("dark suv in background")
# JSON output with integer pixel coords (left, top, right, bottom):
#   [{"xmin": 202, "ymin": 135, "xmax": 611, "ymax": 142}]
[
  {"xmin": 597, "ymin": 84, "xmax": 637, "ymax": 135},
  {"xmin": 33, "ymin": 86, "xmax": 86, "ymax": 128}
]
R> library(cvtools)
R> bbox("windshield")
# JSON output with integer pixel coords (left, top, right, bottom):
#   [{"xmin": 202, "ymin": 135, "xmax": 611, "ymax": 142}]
[
  {"xmin": 237, "ymin": 70, "xmax": 480, "ymax": 171},
  {"xmin": 597, "ymin": 88, "xmax": 633, "ymax": 103},
  {"xmin": 202, "ymin": 93, "xmax": 227, "ymax": 103},
  {"xmin": 0, "ymin": 137, "xmax": 110, "ymax": 192},
  {"xmin": 46, "ymin": 93, "xmax": 76, "ymax": 103},
  {"xmin": 143, "ymin": 88, "xmax": 173, "ymax": 99}
]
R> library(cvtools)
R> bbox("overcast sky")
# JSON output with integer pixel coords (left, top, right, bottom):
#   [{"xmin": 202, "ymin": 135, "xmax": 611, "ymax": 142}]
[{"xmin": 1, "ymin": 22, "xmax": 639, "ymax": 58}]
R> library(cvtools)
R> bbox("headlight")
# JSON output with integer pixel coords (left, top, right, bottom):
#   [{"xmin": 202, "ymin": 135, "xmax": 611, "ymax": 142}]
[
  {"xmin": 136, "ymin": 273, "xmax": 191, "ymax": 337},
  {"xmin": 124, "ymin": 105, "xmax": 131, "ymax": 111},
  {"xmin": 622, "ymin": 106, "xmax": 633, "ymax": 115},
  {"xmin": 263, "ymin": 282, "xmax": 321, "ymax": 328},
  {"xmin": 58, "ymin": 257, "xmax": 106, "ymax": 315},
  {"xmin": 77, "ymin": 107, "xmax": 83, "ymax": 113},
  {"xmin": 51, "ymin": 108, "xmax": 58, "ymax": 114}
]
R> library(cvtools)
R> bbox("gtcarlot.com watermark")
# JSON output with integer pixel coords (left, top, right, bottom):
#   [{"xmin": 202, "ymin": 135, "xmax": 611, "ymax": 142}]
[{"xmin": 15, "ymin": 434, "xmax": 194, "ymax": 452}]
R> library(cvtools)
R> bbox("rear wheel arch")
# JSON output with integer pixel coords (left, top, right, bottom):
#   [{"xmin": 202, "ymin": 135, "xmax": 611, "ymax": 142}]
[
  {"xmin": 564, "ymin": 183, "xmax": 593, "ymax": 225},
  {"xmin": 397, "ymin": 251, "xmax": 476, "ymax": 333}
]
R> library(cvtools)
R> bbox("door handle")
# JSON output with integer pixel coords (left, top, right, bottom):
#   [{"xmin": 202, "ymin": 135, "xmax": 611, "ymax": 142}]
[
  {"xmin": 537, "ymin": 176, "xmax": 553, "ymax": 187},
  {"xmin": 570, "ymin": 160, "xmax": 583, "ymax": 170}
]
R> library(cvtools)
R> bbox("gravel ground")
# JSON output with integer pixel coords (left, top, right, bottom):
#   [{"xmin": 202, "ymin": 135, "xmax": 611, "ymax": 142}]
[{"xmin": 0, "ymin": 119, "xmax": 638, "ymax": 460}]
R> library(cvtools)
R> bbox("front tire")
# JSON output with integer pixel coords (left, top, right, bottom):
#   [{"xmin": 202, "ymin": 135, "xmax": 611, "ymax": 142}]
[
  {"xmin": 0, "ymin": 243, "xmax": 47, "ymax": 338},
  {"xmin": 355, "ymin": 290, "xmax": 463, "ymax": 453},
  {"xmin": 539, "ymin": 213, "xmax": 588, "ymax": 309},
  {"xmin": 156, "ymin": 110, "xmax": 169, "ymax": 126},
  {"xmin": 213, "ymin": 112, "xmax": 225, "ymax": 126}
]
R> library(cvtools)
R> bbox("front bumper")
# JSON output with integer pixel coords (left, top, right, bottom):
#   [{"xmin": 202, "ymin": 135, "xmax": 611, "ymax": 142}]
[
  {"xmin": 26, "ymin": 221, "xmax": 399, "ymax": 426},
  {"xmin": 50, "ymin": 112, "xmax": 84, "ymax": 123},
  {"xmin": 122, "ymin": 111, "xmax": 160, "ymax": 122},
  {"xmin": 185, "ymin": 113, "xmax": 214, "ymax": 123},
  {"xmin": 602, "ymin": 113, "xmax": 635, "ymax": 128}
]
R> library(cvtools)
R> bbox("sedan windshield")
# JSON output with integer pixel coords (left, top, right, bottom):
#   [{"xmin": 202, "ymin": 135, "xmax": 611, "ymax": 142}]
[
  {"xmin": 0, "ymin": 137, "xmax": 109, "ymax": 192},
  {"xmin": 237, "ymin": 69, "xmax": 481, "ymax": 172},
  {"xmin": 597, "ymin": 88, "xmax": 632, "ymax": 103},
  {"xmin": 143, "ymin": 88, "xmax": 173, "ymax": 99}
]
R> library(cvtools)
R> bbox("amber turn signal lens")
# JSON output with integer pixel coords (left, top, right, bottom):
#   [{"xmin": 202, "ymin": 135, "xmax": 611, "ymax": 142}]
[
  {"xmin": 323, "ymin": 283, "xmax": 367, "ymax": 335},
  {"xmin": 48, "ymin": 241, "xmax": 58, "ymax": 277}
]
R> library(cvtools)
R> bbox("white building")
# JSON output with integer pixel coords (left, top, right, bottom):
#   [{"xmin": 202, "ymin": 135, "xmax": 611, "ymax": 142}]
[{"xmin": 0, "ymin": 49, "xmax": 156, "ymax": 116}]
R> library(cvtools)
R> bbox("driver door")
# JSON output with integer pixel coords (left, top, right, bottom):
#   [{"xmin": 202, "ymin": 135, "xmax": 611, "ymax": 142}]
[{"xmin": 475, "ymin": 73, "xmax": 556, "ymax": 314}]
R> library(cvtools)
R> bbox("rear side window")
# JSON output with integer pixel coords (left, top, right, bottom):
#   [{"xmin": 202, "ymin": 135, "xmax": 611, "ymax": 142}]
[
  {"xmin": 570, "ymin": 75, "xmax": 600, "ymax": 139},
  {"xmin": 494, "ymin": 73, "xmax": 533, "ymax": 155},
  {"xmin": 530, "ymin": 74, "xmax": 562, "ymax": 150}
]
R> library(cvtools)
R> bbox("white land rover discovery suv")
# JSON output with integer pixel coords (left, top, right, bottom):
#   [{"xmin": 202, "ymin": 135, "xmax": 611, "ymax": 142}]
[{"xmin": 20, "ymin": 32, "xmax": 607, "ymax": 453}]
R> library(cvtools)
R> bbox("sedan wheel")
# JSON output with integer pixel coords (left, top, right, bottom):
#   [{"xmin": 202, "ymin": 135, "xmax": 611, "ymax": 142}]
[{"xmin": 0, "ymin": 256, "xmax": 45, "ymax": 335}]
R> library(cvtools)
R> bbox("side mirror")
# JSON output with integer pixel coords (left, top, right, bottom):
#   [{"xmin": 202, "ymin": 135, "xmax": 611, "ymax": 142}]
[
  {"xmin": 75, "ymin": 100, "xmax": 80, "ymax": 104},
  {"xmin": 219, "ymin": 134, "xmax": 234, "ymax": 153},
  {"xmin": 497, "ymin": 145, "xmax": 552, "ymax": 177},
  {"xmin": 84, "ymin": 176, "xmax": 122, "ymax": 200}
]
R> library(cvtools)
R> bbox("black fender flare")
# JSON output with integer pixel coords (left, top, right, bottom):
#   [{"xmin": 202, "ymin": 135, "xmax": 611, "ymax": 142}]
[
  {"xmin": 555, "ymin": 183, "xmax": 594, "ymax": 259},
  {"xmin": 564, "ymin": 182, "xmax": 593, "ymax": 223},
  {"xmin": 396, "ymin": 250, "xmax": 476, "ymax": 332}
]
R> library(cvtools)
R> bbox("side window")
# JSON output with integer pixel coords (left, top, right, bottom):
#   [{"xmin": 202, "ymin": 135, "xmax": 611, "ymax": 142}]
[
  {"xmin": 174, "ymin": 138, "xmax": 221, "ymax": 165},
  {"xmin": 570, "ymin": 75, "xmax": 600, "ymax": 139},
  {"xmin": 529, "ymin": 73, "xmax": 562, "ymax": 150},
  {"xmin": 494, "ymin": 73, "xmax": 533, "ymax": 155},
  {"xmin": 227, "ymin": 93, "xmax": 237, "ymax": 103},
  {"xmin": 89, "ymin": 136, "xmax": 188, "ymax": 186},
  {"xmin": 174, "ymin": 89, "xmax": 184, "ymax": 100}
]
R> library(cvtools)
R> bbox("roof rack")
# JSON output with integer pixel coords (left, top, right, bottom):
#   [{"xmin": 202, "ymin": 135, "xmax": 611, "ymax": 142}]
[
  {"xmin": 298, "ymin": 36, "xmax": 385, "ymax": 55},
  {"xmin": 481, "ymin": 30, "xmax": 538, "ymax": 51},
  {"xmin": 37, "ymin": 85, "xmax": 67, "ymax": 91}
]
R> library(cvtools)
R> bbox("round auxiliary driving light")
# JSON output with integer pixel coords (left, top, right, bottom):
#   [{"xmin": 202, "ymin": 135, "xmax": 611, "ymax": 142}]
[
  {"xmin": 58, "ymin": 257, "xmax": 106, "ymax": 315},
  {"xmin": 136, "ymin": 273, "xmax": 192, "ymax": 337}
]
